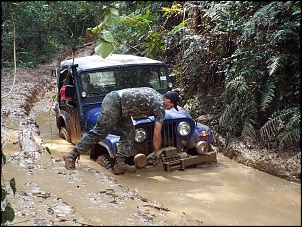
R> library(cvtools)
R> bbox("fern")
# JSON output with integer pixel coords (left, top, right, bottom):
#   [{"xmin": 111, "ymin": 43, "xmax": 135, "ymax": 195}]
[
  {"xmin": 266, "ymin": 55, "xmax": 287, "ymax": 76},
  {"xmin": 225, "ymin": 75, "xmax": 248, "ymax": 96},
  {"xmin": 279, "ymin": 128, "xmax": 300, "ymax": 150},
  {"xmin": 219, "ymin": 103, "xmax": 234, "ymax": 131},
  {"xmin": 243, "ymin": 2, "xmax": 278, "ymax": 39},
  {"xmin": 260, "ymin": 78, "xmax": 276, "ymax": 111},
  {"xmin": 260, "ymin": 106, "xmax": 300, "ymax": 150},
  {"xmin": 203, "ymin": 2, "xmax": 232, "ymax": 22},
  {"xmin": 241, "ymin": 118, "xmax": 257, "ymax": 143}
]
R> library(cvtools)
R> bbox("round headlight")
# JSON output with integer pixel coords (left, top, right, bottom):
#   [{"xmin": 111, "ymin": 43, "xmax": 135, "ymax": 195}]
[
  {"xmin": 177, "ymin": 121, "xmax": 191, "ymax": 136},
  {"xmin": 135, "ymin": 128, "xmax": 147, "ymax": 143},
  {"xmin": 81, "ymin": 91, "xmax": 87, "ymax": 97}
]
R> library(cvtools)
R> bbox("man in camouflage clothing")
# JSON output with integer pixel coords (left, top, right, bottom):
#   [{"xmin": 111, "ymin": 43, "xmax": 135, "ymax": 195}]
[{"xmin": 63, "ymin": 87, "xmax": 180, "ymax": 175}]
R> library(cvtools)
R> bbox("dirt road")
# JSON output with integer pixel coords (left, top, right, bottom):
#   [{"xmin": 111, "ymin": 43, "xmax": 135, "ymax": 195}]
[{"xmin": 1, "ymin": 63, "xmax": 301, "ymax": 226}]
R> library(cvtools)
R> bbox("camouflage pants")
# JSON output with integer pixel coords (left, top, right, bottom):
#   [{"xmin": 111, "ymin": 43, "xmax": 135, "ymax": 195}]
[{"xmin": 74, "ymin": 91, "xmax": 135, "ymax": 162}]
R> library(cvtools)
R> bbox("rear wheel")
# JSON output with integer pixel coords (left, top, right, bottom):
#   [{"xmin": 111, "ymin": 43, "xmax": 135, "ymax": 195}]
[
  {"xmin": 59, "ymin": 126, "xmax": 71, "ymax": 143},
  {"xmin": 96, "ymin": 154, "xmax": 114, "ymax": 170}
]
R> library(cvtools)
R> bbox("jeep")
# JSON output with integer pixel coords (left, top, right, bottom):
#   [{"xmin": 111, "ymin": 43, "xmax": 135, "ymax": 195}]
[{"xmin": 52, "ymin": 54, "xmax": 217, "ymax": 170}]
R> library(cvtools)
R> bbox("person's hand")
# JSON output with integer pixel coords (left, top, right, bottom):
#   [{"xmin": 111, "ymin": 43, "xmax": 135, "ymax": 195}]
[
  {"xmin": 147, "ymin": 152, "xmax": 158, "ymax": 160},
  {"xmin": 147, "ymin": 150, "xmax": 163, "ymax": 165}
]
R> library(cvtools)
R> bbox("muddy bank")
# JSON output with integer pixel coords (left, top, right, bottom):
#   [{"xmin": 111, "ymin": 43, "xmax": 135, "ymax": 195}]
[{"xmin": 215, "ymin": 135, "xmax": 301, "ymax": 184}]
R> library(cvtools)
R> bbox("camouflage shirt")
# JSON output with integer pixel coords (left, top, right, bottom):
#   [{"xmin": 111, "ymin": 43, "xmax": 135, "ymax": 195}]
[{"xmin": 118, "ymin": 87, "xmax": 165, "ymax": 124}]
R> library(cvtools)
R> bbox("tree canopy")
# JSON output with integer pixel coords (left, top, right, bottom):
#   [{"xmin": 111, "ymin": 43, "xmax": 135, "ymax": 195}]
[{"xmin": 1, "ymin": 1, "xmax": 300, "ymax": 151}]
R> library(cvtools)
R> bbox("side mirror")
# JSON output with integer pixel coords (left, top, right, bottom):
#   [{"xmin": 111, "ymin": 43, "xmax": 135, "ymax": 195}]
[
  {"xmin": 65, "ymin": 85, "xmax": 75, "ymax": 99},
  {"xmin": 60, "ymin": 85, "xmax": 75, "ymax": 101}
]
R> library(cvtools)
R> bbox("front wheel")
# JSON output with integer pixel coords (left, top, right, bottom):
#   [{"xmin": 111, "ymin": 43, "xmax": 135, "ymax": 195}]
[
  {"xmin": 59, "ymin": 126, "xmax": 71, "ymax": 143},
  {"xmin": 96, "ymin": 154, "xmax": 114, "ymax": 170}
]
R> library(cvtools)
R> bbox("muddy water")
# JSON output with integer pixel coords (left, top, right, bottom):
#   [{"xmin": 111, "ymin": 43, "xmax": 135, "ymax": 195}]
[{"xmin": 2, "ymin": 90, "xmax": 301, "ymax": 226}]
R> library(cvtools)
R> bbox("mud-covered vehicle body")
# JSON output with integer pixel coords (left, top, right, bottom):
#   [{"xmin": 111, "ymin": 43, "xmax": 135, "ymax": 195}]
[{"xmin": 52, "ymin": 54, "xmax": 217, "ymax": 169}]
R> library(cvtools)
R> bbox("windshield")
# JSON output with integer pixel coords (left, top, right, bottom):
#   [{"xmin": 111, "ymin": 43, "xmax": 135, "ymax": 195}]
[{"xmin": 80, "ymin": 66, "xmax": 168, "ymax": 97}]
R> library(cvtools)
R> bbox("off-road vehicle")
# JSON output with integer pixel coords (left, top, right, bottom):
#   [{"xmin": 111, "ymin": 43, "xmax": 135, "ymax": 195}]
[{"xmin": 52, "ymin": 54, "xmax": 217, "ymax": 170}]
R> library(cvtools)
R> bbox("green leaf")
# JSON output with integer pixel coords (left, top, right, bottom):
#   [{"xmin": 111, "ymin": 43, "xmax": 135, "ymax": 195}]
[
  {"xmin": 95, "ymin": 40, "xmax": 113, "ymax": 59},
  {"xmin": 169, "ymin": 20, "xmax": 188, "ymax": 35},
  {"xmin": 9, "ymin": 178, "xmax": 16, "ymax": 195},
  {"xmin": 100, "ymin": 30, "xmax": 114, "ymax": 43},
  {"xmin": 52, "ymin": 95, "xmax": 57, "ymax": 101},
  {"xmin": 1, "ymin": 187, "xmax": 7, "ymax": 201},
  {"xmin": 143, "ymin": 9, "xmax": 150, "ymax": 19},
  {"xmin": 92, "ymin": 22, "xmax": 105, "ymax": 34},
  {"xmin": 104, "ymin": 8, "xmax": 119, "ymax": 27},
  {"xmin": 45, "ymin": 147, "xmax": 51, "ymax": 155},
  {"xmin": 1, "ymin": 205, "xmax": 15, "ymax": 224}
]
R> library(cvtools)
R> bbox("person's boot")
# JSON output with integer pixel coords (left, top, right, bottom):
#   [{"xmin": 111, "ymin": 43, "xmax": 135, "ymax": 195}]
[
  {"xmin": 63, "ymin": 148, "xmax": 80, "ymax": 170},
  {"xmin": 113, "ymin": 161, "xmax": 136, "ymax": 175}
]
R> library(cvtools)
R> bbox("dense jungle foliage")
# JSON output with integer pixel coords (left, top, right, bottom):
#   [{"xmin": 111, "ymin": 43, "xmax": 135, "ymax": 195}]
[{"xmin": 1, "ymin": 1, "xmax": 300, "ymax": 151}]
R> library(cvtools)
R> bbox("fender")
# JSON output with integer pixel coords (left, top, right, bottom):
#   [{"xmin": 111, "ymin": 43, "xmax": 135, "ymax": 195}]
[
  {"xmin": 98, "ymin": 135, "xmax": 120, "ymax": 158},
  {"xmin": 192, "ymin": 122, "xmax": 215, "ymax": 144}
]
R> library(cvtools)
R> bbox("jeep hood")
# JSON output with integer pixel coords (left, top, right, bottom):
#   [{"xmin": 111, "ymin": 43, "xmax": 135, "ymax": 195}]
[{"xmin": 84, "ymin": 106, "xmax": 193, "ymax": 130}]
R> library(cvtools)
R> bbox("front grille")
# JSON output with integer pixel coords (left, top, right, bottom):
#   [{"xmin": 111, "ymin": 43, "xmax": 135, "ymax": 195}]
[{"xmin": 146, "ymin": 122, "xmax": 176, "ymax": 152}]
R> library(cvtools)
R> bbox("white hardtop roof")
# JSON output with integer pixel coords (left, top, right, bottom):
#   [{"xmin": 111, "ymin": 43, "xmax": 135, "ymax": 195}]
[{"xmin": 61, "ymin": 54, "xmax": 164, "ymax": 70}]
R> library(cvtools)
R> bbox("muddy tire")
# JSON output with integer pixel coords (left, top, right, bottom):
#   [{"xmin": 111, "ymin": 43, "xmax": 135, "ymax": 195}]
[
  {"xmin": 96, "ymin": 155, "xmax": 114, "ymax": 170},
  {"xmin": 59, "ymin": 126, "xmax": 71, "ymax": 143}
]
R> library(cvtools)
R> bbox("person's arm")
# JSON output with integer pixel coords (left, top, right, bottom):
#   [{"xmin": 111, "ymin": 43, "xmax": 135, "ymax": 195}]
[{"xmin": 153, "ymin": 121, "xmax": 162, "ymax": 153}]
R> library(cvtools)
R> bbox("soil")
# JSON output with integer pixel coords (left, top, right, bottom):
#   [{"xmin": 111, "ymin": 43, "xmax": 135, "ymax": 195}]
[{"xmin": 1, "ymin": 49, "xmax": 301, "ymax": 226}]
